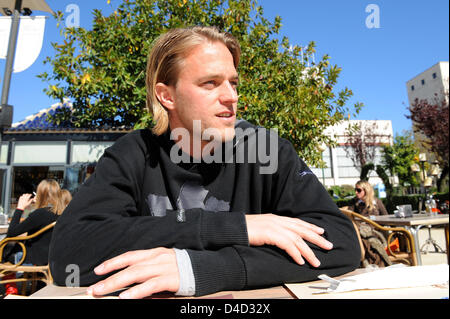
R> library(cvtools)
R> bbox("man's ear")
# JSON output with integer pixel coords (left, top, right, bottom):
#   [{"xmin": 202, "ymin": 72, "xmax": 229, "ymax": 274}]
[{"xmin": 155, "ymin": 83, "xmax": 175, "ymax": 110}]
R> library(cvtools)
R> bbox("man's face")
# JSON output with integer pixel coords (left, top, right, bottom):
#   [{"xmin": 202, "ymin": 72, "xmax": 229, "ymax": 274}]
[{"xmin": 168, "ymin": 41, "xmax": 239, "ymax": 148}]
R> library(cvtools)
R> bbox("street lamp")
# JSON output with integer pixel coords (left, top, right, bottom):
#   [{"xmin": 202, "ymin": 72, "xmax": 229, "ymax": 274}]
[
  {"xmin": 430, "ymin": 160, "xmax": 440, "ymax": 189},
  {"xmin": 417, "ymin": 153, "xmax": 429, "ymax": 212},
  {"xmin": 415, "ymin": 153, "xmax": 441, "ymax": 212},
  {"xmin": 0, "ymin": 0, "xmax": 53, "ymax": 128},
  {"xmin": 0, "ymin": 0, "xmax": 53, "ymax": 165}
]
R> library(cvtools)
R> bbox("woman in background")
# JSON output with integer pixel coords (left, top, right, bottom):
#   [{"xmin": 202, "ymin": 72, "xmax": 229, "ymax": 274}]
[
  {"xmin": 2, "ymin": 179, "xmax": 66, "ymax": 295},
  {"xmin": 60, "ymin": 189, "xmax": 73, "ymax": 209},
  {"xmin": 349, "ymin": 180, "xmax": 388, "ymax": 217}
]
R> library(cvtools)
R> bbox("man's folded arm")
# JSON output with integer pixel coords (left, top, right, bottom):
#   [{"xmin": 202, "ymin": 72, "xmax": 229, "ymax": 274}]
[
  {"xmin": 186, "ymin": 211, "xmax": 361, "ymax": 296},
  {"xmin": 179, "ymin": 139, "xmax": 361, "ymax": 297},
  {"xmin": 49, "ymin": 132, "xmax": 249, "ymax": 286}
]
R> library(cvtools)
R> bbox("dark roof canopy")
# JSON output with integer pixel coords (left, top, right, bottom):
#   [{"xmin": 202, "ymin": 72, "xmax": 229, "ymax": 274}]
[{"xmin": 3, "ymin": 102, "xmax": 132, "ymax": 141}]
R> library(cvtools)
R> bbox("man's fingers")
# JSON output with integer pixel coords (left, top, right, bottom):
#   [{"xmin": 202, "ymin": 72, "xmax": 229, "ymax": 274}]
[
  {"xmin": 272, "ymin": 214, "xmax": 325, "ymax": 234},
  {"xmin": 290, "ymin": 218, "xmax": 325, "ymax": 235},
  {"xmin": 277, "ymin": 232, "xmax": 320, "ymax": 268},
  {"xmin": 246, "ymin": 214, "xmax": 333, "ymax": 267},
  {"xmin": 293, "ymin": 236, "xmax": 321, "ymax": 267},
  {"xmin": 94, "ymin": 249, "xmax": 164, "ymax": 275},
  {"xmin": 279, "ymin": 237, "xmax": 305, "ymax": 266},
  {"xmin": 119, "ymin": 275, "xmax": 176, "ymax": 299},
  {"xmin": 285, "ymin": 223, "xmax": 333, "ymax": 251},
  {"xmin": 88, "ymin": 248, "xmax": 179, "ymax": 298},
  {"xmin": 270, "ymin": 216, "xmax": 333, "ymax": 250},
  {"xmin": 89, "ymin": 263, "xmax": 165, "ymax": 296},
  {"xmin": 266, "ymin": 222, "xmax": 326, "ymax": 268}
]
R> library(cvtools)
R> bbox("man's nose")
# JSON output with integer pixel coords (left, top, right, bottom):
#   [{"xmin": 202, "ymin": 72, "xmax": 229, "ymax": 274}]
[{"xmin": 219, "ymin": 81, "xmax": 238, "ymax": 104}]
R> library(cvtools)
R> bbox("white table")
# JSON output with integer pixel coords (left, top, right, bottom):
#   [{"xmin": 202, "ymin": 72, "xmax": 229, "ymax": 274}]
[
  {"xmin": 373, "ymin": 213, "xmax": 449, "ymax": 265},
  {"xmin": 0, "ymin": 224, "xmax": 8, "ymax": 241}
]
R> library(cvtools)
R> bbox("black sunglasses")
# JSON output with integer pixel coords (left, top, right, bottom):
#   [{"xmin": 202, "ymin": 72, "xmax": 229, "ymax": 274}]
[{"xmin": 355, "ymin": 188, "xmax": 363, "ymax": 193}]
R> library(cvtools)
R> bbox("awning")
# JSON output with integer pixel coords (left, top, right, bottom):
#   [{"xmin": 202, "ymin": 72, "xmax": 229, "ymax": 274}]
[{"xmin": 0, "ymin": 0, "xmax": 53, "ymax": 15}]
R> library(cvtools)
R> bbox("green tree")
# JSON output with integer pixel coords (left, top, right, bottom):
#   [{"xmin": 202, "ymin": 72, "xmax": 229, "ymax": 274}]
[
  {"xmin": 407, "ymin": 92, "xmax": 449, "ymax": 191},
  {"xmin": 343, "ymin": 121, "xmax": 381, "ymax": 174},
  {"xmin": 381, "ymin": 132, "xmax": 420, "ymax": 193},
  {"xmin": 39, "ymin": 0, "xmax": 361, "ymax": 167}
]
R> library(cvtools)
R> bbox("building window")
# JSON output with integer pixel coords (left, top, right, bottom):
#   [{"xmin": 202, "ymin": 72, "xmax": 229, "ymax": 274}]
[
  {"xmin": 13, "ymin": 142, "xmax": 66, "ymax": 164},
  {"xmin": 421, "ymin": 79, "xmax": 425, "ymax": 85},
  {"xmin": 310, "ymin": 147, "xmax": 333, "ymax": 181},
  {"xmin": 432, "ymin": 72, "xmax": 437, "ymax": 79},
  {"xmin": 9, "ymin": 166, "xmax": 65, "ymax": 214},
  {"xmin": 64, "ymin": 164, "xmax": 97, "ymax": 194},
  {"xmin": 335, "ymin": 147, "xmax": 360, "ymax": 178},
  {"xmin": 71, "ymin": 141, "xmax": 113, "ymax": 163},
  {"xmin": 411, "ymin": 85, "xmax": 415, "ymax": 91}
]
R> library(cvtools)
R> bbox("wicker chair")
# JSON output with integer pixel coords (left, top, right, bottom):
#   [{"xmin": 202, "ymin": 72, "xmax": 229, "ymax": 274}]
[
  {"xmin": 340, "ymin": 208, "xmax": 417, "ymax": 266},
  {"xmin": 0, "ymin": 222, "xmax": 55, "ymax": 295}
]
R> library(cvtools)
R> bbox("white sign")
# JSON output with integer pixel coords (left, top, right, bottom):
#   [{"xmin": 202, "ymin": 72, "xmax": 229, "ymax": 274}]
[{"xmin": 0, "ymin": 15, "xmax": 46, "ymax": 73}]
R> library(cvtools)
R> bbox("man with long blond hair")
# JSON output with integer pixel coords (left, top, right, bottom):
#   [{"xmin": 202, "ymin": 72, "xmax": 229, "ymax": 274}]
[{"xmin": 50, "ymin": 26, "xmax": 360, "ymax": 298}]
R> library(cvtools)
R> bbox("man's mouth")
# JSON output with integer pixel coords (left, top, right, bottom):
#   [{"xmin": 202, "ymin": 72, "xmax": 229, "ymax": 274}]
[
  {"xmin": 217, "ymin": 114, "xmax": 232, "ymax": 118},
  {"xmin": 216, "ymin": 112, "xmax": 234, "ymax": 118}
]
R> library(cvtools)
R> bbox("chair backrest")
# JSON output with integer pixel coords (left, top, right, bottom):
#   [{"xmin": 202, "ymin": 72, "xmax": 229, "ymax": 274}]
[
  {"xmin": 0, "ymin": 222, "xmax": 57, "ymax": 293},
  {"xmin": 340, "ymin": 208, "xmax": 365, "ymax": 262},
  {"xmin": 0, "ymin": 222, "xmax": 56, "ymax": 264},
  {"xmin": 339, "ymin": 208, "xmax": 417, "ymax": 266}
]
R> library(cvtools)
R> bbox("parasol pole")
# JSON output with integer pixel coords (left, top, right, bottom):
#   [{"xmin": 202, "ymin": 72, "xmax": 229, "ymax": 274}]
[{"xmin": 1, "ymin": 0, "xmax": 22, "ymax": 106}]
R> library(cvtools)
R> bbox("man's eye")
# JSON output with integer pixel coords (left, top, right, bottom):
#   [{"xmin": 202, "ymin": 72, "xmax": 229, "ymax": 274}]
[{"xmin": 203, "ymin": 80, "xmax": 216, "ymax": 87}]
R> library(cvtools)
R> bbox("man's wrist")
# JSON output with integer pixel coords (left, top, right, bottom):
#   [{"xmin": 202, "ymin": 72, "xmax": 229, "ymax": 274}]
[{"xmin": 173, "ymin": 248, "xmax": 196, "ymax": 296}]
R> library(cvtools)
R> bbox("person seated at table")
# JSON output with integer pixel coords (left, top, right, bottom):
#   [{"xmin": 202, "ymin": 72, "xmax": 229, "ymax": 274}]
[
  {"xmin": 49, "ymin": 26, "xmax": 361, "ymax": 299},
  {"xmin": 60, "ymin": 189, "xmax": 73, "ymax": 209},
  {"xmin": 1, "ymin": 179, "xmax": 67, "ymax": 295},
  {"xmin": 348, "ymin": 180, "xmax": 388, "ymax": 217}
]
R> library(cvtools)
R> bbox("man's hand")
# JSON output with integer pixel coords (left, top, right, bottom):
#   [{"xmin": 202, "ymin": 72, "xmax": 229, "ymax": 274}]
[
  {"xmin": 245, "ymin": 214, "xmax": 333, "ymax": 267},
  {"xmin": 87, "ymin": 248, "xmax": 179, "ymax": 299}
]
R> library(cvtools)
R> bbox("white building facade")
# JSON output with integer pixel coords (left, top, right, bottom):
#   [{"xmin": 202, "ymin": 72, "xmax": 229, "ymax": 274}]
[
  {"xmin": 309, "ymin": 120, "xmax": 394, "ymax": 187},
  {"xmin": 406, "ymin": 61, "xmax": 449, "ymax": 106},
  {"xmin": 405, "ymin": 61, "xmax": 449, "ymax": 155}
]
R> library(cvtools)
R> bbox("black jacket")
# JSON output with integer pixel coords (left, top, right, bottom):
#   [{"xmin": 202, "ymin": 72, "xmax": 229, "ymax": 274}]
[
  {"xmin": 6, "ymin": 207, "xmax": 57, "ymax": 266},
  {"xmin": 49, "ymin": 121, "xmax": 360, "ymax": 296}
]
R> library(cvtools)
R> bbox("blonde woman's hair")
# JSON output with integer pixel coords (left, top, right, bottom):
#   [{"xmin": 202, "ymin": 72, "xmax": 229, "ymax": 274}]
[
  {"xmin": 146, "ymin": 26, "xmax": 241, "ymax": 135},
  {"xmin": 34, "ymin": 179, "xmax": 64, "ymax": 215},
  {"xmin": 355, "ymin": 180, "xmax": 376, "ymax": 212},
  {"xmin": 60, "ymin": 189, "xmax": 72, "ymax": 209}
]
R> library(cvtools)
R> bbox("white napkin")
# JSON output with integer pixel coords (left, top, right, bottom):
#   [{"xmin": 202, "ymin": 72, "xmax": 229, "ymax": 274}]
[{"xmin": 317, "ymin": 264, "xmax": 449, "ymax": 293}]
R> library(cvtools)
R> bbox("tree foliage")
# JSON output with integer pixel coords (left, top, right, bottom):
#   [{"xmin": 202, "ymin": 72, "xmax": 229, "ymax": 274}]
[
  {"xmin": 406, "ymin": 93, "xmax": 449, "ymax": 168},
  {"xmin": 342, "ymin": 121, "xmax": 383, "ymax": 172},
  {"xmin": 381, "ymin": 133, "xmax": 420, "ymax": 188},
  {"xmin": 39, "ymin": 0, "xmax": 361, "ymax": 167},
  {"xmin": 406, "ymin": 92, "xmax": 449, "ymax": 189}
]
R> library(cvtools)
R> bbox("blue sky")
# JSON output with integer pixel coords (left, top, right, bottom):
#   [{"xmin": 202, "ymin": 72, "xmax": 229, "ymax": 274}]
[{"xmin": 1, "ymin": 0, "xmax": 448, "ymax": 136}]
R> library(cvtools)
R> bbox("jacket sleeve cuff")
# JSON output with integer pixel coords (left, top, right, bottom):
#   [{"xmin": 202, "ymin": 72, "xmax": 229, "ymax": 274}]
[
  {"xmin": 199, "ymin": 211, "xmax": 249, "ymax": 248},
  {"xmin": 186, "ymin": 247, "xmax": 247, "ymax": 296},
  {"xmin": 173, "ymin": 248, "xmax": 196, "ymax": 296}
]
